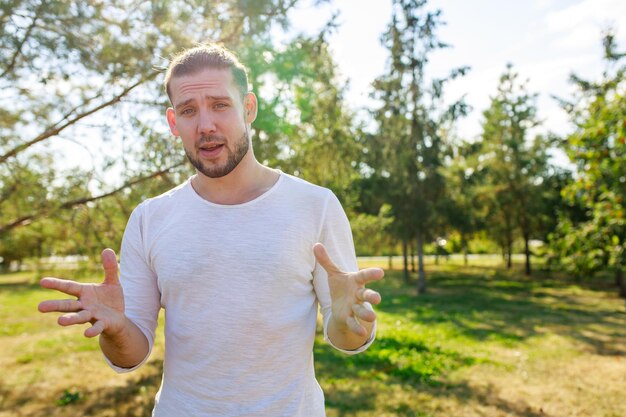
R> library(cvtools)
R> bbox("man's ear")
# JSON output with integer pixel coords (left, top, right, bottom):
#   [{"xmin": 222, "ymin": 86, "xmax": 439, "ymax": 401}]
[
  {"xmin": 244, "ymin": 92, "xmax": 258, "ymax": 124},
  {"xmin": 166, "ymin": 108, "xmax": 179, "ymax": 136}
]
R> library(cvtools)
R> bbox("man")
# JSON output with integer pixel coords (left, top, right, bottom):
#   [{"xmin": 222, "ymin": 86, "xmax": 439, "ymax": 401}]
[{"xmin": 38, "ymin": 43, "xmax": 384, "ymax": 416}]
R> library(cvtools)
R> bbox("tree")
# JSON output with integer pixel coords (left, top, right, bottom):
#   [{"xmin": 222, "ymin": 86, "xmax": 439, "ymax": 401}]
[
  {"xmin": 0, "ymin": 1, "xmax": 305, "ymax": 233},
  {"xmin": 366, "ymin": 0, "xmax": 467, "ymax": 291},
  {"xmin": 551, "ymin": 33, "xmax": 626, "ymax": 296},
  {"xmin": 350, "ymin": 204, "xmax": 395, "ymax": 257},
  {"xmin": 478, "ymin": 64, "xmax": 554, "ymax": 275},
  {"xmin": 440, "ymin": 140, "xmax": 484, "ymax": 266},
  {"xmin": 0, "ymin": 0, "xmax": 331, "ymax": 265},
  {"xmin": 243, "ymin": 24, "xmax": 363, "ymax": 201}
]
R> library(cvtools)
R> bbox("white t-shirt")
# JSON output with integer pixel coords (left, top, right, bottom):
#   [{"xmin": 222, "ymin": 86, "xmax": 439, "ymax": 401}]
[{"xmin": 108, "ymin": 171, "xmax": 375, "ymax": 416}]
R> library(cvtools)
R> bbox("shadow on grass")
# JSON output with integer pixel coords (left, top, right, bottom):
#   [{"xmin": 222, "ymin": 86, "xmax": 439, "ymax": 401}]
[
  {"xmin": 3, "ymin": 266, "xmax": 624, "ymax": 417},
  {"xmin": 1, "ymin": 361, "xmax": 161, "ymax": 417},
  {"xmin": 318, "ymin": 266, "xmax": 625, "ymax": 416},
  {"xmin": 315, "ymin": 332, "xmax": 478, "ymax": 416},
  {"xmin": 315, "ymin": 331, "xmax": 477, "ymax": 387},
  {"xmin": 375, "ymin": 268, "xmax": 626, "ymax": 356},
  {"xmin": 417, "ymin": 380, "xmax": 550, "ymax": 417},
  {"xmin": 0, "ymin": 280, "xmax": 41, "ymax": 291},
  {"xmin": 80, "ymin": 360, "xmax": 162, "ymax": 417},
  {"xmin": 378, "ymin": 386, "xmax": 549, "ymax": 417}
]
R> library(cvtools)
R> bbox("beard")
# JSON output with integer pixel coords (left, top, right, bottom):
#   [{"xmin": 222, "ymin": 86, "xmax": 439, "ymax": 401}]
[{"xmin": 185, "ymin": 131, "xmax": 250, "ymax": 178}]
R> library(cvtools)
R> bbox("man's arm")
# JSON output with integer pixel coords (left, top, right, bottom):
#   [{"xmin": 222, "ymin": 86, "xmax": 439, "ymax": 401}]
[
  {"xmin": 38, "ymin": 248, "xmax": 150, "ymax": 368},
  {"xmin": 314, "ymin": 243, "xmax": 383, "ymax": 350},
  {"xmin": 99, "ymin": 316, "xmax": 150, "ymax": 368}
]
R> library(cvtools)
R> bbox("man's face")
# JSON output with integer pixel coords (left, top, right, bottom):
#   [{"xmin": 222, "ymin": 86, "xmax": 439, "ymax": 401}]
[{"xmin": 166, "ymin": 68, "xmax": 256, "ymax": 178}]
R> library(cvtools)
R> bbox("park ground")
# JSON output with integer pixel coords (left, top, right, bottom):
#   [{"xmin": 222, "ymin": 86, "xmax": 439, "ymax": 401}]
[{"xmin": 0, "ymin": 258, "xmax": 624, "ymax": 417}]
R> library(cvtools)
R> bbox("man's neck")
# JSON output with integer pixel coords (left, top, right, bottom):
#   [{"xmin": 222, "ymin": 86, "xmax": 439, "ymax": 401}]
[{"xmin": 191, "ymin": 155, "xmax": 279, "ymax": 205}]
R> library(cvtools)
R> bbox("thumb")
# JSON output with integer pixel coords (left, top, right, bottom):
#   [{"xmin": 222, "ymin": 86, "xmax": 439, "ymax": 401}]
[
  {"xmin": 313, "ymin": 243, "xmax": 342, "ymax": 275},
  {"xmin": 101, "ymin": 248, "xmax": 119, "ymax": 285}
]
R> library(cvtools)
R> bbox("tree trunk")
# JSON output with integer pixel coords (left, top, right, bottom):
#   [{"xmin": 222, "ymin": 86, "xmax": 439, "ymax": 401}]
[
  {"xmin": 416, "ymin": 232, "xmax": 426, "ymax": 294},
  {"xmin": 506, "ymin": 235, "xmax": 513, "ymax": 269},
  {"xmin": 616, "ymin": 269, "xmax": 626, "ymax": 298},
  {"xmin": 388, "ymin": 254, "xmax": 393, "ymax": 270},
  {"xmin": 524, "ymin": 233, "xmax": 531, "ymax": 276},
  {"xmin": 504, "ymin": 216, "xmax": 513, "ymax": 269},
  {"xmin": 462, "ymin": 233, "xmax": 468, "ymax": 266},
  {"xmin": 410, "ymin": 239, "xmax": 416, "ymax": 272},
  {"xmin": 402, "ymin": 238, "xmax": 409, "ymax": 284}
]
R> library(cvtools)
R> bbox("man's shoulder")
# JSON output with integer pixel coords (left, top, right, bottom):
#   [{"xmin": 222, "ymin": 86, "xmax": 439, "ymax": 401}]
[
  {"xmin": 133, "ymin": 179, "xmax": 191, "ymax": 215},
  {"xmin": 279, "ymin": 172, "xmax": 333, "ymax": 199}
]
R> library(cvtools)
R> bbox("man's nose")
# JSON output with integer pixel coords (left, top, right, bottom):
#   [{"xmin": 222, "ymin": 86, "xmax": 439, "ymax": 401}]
[{"xmin": 197, "ymin": 109, "xmax": 217, "ymax": 134}]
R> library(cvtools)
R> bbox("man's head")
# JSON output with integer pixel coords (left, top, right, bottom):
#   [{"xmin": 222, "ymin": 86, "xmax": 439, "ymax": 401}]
[
  {"xmin": 164, "ymin": 43, "xmax": 250, "ymax": 105},
  {"xmin": 164, "ymin": 44, "xmax": 258, "ymax": 179}
]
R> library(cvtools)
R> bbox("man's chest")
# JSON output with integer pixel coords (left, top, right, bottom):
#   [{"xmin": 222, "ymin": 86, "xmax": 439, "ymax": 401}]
[{"xmin": 147, "ymin": 211, "xmax": 319, "ymax": 304}]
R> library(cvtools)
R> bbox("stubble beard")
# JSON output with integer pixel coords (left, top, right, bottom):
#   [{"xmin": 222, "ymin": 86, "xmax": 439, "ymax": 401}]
[{"xmin": 185, "ymin": 131, "xmax": 250, "ymax": 178}]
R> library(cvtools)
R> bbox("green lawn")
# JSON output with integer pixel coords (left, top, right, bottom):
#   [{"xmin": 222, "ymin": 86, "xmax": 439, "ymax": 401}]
[{"xmin": 1, "ymin": 263, "xmax": 624, "ymax": 417}]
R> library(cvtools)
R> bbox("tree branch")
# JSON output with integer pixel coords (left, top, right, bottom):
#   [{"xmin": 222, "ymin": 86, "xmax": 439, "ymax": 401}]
[
  {"xmin": 0, "ymin": 182, "xmax": 19, "ymax": 205},
  {"xmin": 0, "ymin": 160, "xmax": 185, "ymax": 235},
  {"xmin": 0, "ymin": 72, "xmax": 158, "ymax": 164},
  {"xmin": 0, "ymin": 1, "xmax": 45, "ymax": 79}
]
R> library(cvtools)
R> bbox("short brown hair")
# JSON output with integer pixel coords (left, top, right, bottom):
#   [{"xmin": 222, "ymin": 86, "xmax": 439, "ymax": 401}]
[{"xmin": 164, "ymin": 43, "xmax": 250, "ymax": 104}]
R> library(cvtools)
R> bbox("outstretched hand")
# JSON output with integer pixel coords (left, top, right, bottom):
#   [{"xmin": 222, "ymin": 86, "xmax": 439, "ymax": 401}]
[
  {"xmin": 38, "ymin": 248, "xmax": 125, "ymax": 338},
  {"xmin": 314, "ymin": 243, "xmax": 384, "ymax": 339}
]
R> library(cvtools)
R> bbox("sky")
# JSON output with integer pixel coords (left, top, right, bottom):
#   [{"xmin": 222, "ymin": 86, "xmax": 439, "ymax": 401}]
[{"xmin": 286, "ymin": 0, "xmax": 626, "ymax": 141}]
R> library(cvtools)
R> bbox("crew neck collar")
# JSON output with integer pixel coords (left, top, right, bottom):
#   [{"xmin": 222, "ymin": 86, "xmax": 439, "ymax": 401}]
[{"xmin": 186, "ymin": 169, "xmax": 283, "ymax": 208}]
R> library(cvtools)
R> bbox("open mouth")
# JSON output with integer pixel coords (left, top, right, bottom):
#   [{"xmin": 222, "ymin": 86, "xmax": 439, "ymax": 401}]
[
  {"xmin": 198, "ymin": 143, "xmax": 224, "ymax": 157},
  {"xmin": 200, "ymin": 143, "xmax": 223, "ymax": 150}
]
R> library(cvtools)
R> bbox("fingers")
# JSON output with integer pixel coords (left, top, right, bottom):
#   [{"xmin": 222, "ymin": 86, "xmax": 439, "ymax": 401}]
[
  {"xmin": 347, "ymin": 315, "xmax": 367, "ymax": 337},
  {"xmin": 354, "ymin": 267, "xmax": 384, "ymax": 286},
  {"xmin": 58, "ymin": 309, "xmax": 92, "ymax": 326},
  {"xmin": 40, "ymin": 277, "xmax": 82, "ymax": 297},
  {"xmin": 352, "ymin": 303, "xmax": 376, "ymax": 322},
  {"xmin": 101, "ymin": 248, "xmax": 119, "ymax": 285},
  {"xmin": 49, "ymin": 308, "xmax": 107, "ymax": 338},
  {"xmin": 356, "ymin": 288, "xmax": 382, "ymax": 305},
  {"xmin": 38, "ymin": 298, "xmax": 82, "ymax": 313},
  {"xmin": 85, "ymin": 321, "xmax": 105, "ymax": 338},
  {"xmin": 313, "ymin": 243, "xmax": 342, "ymax": 275}
]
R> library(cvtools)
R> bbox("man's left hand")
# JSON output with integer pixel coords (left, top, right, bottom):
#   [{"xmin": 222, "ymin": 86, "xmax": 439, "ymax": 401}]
[{"xmin": 314, "ymin": 243, "xmax": 384, "ymax": 339}]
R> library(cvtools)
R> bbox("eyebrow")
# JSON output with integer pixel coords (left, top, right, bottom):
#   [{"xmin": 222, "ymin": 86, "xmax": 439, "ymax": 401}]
[{"xmin": 174, "ymin": 95, "xmax": 232, "ymax": 111}]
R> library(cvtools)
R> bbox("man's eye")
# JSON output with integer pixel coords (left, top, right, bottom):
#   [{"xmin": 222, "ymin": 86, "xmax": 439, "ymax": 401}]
[
  {"xmin": 215, "ymin": 103, "xmax": 229, "ymax": 109},
  {"xmin": 180, "ymin": 108, "xmax": 195, "ymax": 115}
]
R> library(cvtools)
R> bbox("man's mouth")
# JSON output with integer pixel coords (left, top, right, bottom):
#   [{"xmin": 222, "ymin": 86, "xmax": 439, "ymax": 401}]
[
  {"xmin": 198, "ymin": 142, "xmax": 224, "ymax": 158},
  {"xmin": 200, "ymin": 143, "xmax": 223, "ymax": 151}
]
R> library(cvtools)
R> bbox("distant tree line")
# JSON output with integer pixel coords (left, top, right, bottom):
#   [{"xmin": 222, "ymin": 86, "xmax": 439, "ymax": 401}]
[{"xmin": 1, "ymin": 0, "xmax": 624, "ymax": 297}]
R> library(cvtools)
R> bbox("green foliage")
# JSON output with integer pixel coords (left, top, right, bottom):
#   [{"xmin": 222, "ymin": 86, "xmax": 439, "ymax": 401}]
[
  {"xmin": 364, "ymin": 0, "xmax": 469, "ymax": 287},
  {"xmin": 3, "ymin": 0, "xmax": 623, "ymax": 281},
  {"xmin": 438, "ymin": 140, "xmax": 485, "ymax": 260},
  {"xmin": 244, "ymin": 29, "xmax": 363, "ymax": 201},
  {"xmin": 1, "ymin": 0, "xmax": 347, "ymax": 264},
  {"xmin": 550, "ymin": 34, "xmax": 625, "ymax": 284},
  {"xmin": 477, "ymin": 64, "xmax": 562, "ymax": 274},
  {"xmin": 351, "ymin": 204, "xmax": 394, "ymax": 256},
  {"xmin": 56, "ymin": 388, "xmax": 82, "ymax": 406}
]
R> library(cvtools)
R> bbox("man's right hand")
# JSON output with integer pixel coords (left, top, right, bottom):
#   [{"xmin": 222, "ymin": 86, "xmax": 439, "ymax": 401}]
[{"xmin": 38, "ymin": 248, "xmax": 126, "ymax": 338}]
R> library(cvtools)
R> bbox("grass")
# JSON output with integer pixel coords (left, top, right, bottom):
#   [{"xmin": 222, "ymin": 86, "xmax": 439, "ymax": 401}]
[
  {"xmin": 320, "ymin": 262, "xmax": 626, "ymax": 417},
  {"xmin": 0, "ymin": 261, "xmax": 624, "ymax": 416}
]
